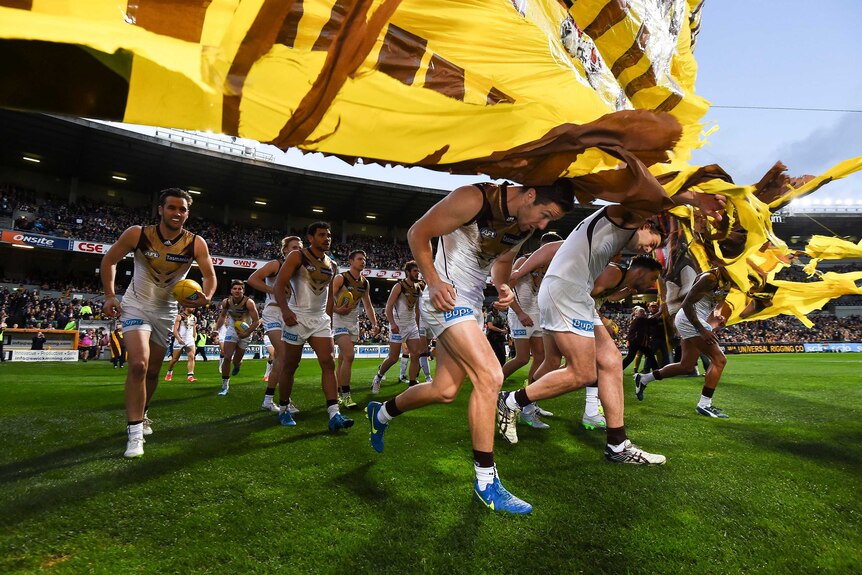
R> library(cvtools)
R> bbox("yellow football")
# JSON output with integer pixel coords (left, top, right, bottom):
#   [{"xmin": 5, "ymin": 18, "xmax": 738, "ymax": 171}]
[
  {"xmin": 234, "ymin": 320, "xmax": 250, "ymax": 333},
  {"xmin": 335, "ymin": 290, "xmax": 354, "ymax": 308},
  {"xmin": 173, "ymin": 278, "xmax": 202, "ymax": 303}
]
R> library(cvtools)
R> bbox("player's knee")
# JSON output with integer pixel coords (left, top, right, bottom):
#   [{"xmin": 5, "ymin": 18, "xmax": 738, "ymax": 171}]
[
  {"xmin": 318, "ymin": 355, "xmax": 336, "ymax": 371},
  {"xmin": 566, "ymin": 364, "xmax": 595, "ymax": 389},
  {"xmin": 436, "ymin": 385, "xmax": 460, "ymax": 403},
  {"xmin": 127, "ymin": 359, "xmax": 147, "ymax": 378},
  {"xmin": 713, "ymin": 354, "xmax": 727, "ymax": 370},
  {"xmin": 475, "ymin": 364, "xmax": 504, "ymax": 391}
]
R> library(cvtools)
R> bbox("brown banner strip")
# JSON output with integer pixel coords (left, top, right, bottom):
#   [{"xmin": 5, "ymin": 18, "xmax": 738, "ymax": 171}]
[
  {"xmin": 0, "ymin": 1, "xmax": 32, "ymax": 9},
  {"xmin": 425, "ymin": 53, "xmax": 465, "ymax": 101},
  {"xmin": 276, "ymin": 0, "xmax": 305, "ymax": 49},
  {"xmin": 313, "ymin": 1, "xmax": 351, "ymax": 51},
  {"xmin": 129, "ymin": 0, "xmax": 212, "ymax": 43},
  {"xmin": 487, "ymin": 86, "xmax": 515, "ymax": 105},
  {"xmin": 583, "ymin": 0, "xmax": 628, "ymax": 41},
  {"xmin": 655, "ymin": 92, "xmax": 682, "ymax": 113},
  {"xmin": 272, "ymin": 0, "xmax": 403, "ymax": 148},
  {"xmin": 610, "ymin": 23, "xmax": 650, "ymax": 79},
  {"xmin": 222, "ymin": 0, "xmax": 299, "ymax": 135},
  {"xmin": 376, "ymin": 24, "xmax": 427, "ymax": 86}
]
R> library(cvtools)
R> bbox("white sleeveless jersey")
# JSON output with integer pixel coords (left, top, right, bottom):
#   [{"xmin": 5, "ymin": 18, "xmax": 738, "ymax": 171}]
[
  {"xmin": 431, "ymin": 183, "xmax": 533, "ymax": 307},
  {"xmin": 263, "ymin": 260, "xmax": 293, "ymax": 307},
  {"xmin": 546, "ymin": 207, "xmax": 637, "ymax": 291},
  {"xmin": 177, "ymin": 314, "xmax": 196, "ymax": 341},
  {"xmin": 393, "ymin": 279, "xmax": 422, "ymax": 326},
  {"xmin": 124, "ymin": 225, "xmax": 196, "ymax": 312},
  {"xmin": 289, "ymin": 248, "xmax": 335, "ymax": 316}
]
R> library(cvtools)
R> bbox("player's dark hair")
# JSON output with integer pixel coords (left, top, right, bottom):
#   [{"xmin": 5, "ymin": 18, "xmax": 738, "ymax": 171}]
[
  {"xmin": 306, "ymin": 221, "xmax": 331, "ymax": 237},
  {"xmin": 403, "ymin": 260, "xmax": 419, "ymax": 273},
  {"xmin": 231, "ymin": 279, "xmax": 245, "ymax": 287},
  {"xmin": 644, "ymin": 218, "xmax": 668, "ymax": 247},
  {"xmin": 525, "ymin": 178, "xmax": 575, "ymax": 213},
  {"xmin": 629, "ymin": 255, "xmax": 663, "ymax": 272},
  {"xmin": 348, "ymin": 250, "xmax": 366, "ymax": 261},
  {"xmin": 158, "ymin": 188, "xmax": 193, "ymax": 207},
  {"xmin": 540, "ymin": 231, "xmax": 563, "ymax": 244}
]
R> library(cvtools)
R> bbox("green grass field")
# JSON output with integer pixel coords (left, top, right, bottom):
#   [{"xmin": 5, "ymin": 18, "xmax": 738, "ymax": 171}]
[{"xmin": 1, "ymin": 354, "xmax": 860, "ymax": 574}]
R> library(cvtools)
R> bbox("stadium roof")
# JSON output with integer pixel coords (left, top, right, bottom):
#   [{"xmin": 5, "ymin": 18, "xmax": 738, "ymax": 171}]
[
  {"xmin": 1, "ymin": 109, "xmax": 858, "ymax": 243},
  {"xmin": 0, "ymin": 109, "xmax": 596, "ymax": 233}
]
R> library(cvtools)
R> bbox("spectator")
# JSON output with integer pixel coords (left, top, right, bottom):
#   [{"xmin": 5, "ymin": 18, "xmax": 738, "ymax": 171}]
[{"xmin": 31, "ymin": 331, "xmax": 47, "ymax": 350}]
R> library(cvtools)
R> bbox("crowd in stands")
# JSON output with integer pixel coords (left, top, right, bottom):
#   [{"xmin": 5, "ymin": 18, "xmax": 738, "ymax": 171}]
[
  {"xmin": 5, "ymin": 187, "xmax": 413, "ymax": 266},
  {"xmin": 0, "ymin": 286, "xmax": 100, "ymax": 330}
]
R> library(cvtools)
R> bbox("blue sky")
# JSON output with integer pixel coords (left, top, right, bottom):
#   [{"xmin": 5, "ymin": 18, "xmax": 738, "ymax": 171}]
[{"xmin": 689, "ymin": 0, "xmax": 862, "ymax": 201}]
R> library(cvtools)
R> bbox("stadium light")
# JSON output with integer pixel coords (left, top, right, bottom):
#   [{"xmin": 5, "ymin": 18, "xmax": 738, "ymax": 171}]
[
  {"xmin": 112, "ymin": 175, "xmax": 127, "ymax": 181},
  {"xmin": 366, "ymin": 214, "xmax": 376, "ymax": 220},
  {"xmin": 312, "ymin": 208, "xmax": 323, "ymax": 213},
  {"xmin": 22, "ymin": 156, "xmax": 40, "ymax": 163},
  {"xmin": 187, "ymin": 188, "xmax": 202, "ymax": 195},
  {"xmin": 254, "ymin": 200, "xmax": 267, "ymax": 206},
  {"xmin": 12, "ymin": 244, "xmax": 34, "ymax": 249}
]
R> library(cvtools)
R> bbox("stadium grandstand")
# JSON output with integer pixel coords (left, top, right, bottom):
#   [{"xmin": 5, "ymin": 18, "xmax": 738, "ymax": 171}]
[{"xmin": 1, "ymin": 108, "xmax": 860, "ymax": 356}]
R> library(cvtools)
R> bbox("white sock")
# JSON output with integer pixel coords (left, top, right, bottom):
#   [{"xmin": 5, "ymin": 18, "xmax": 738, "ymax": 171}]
[
  {"xmin": 585, "ymin": 386, "xmax": 600, "ymax": 417},
  {"xmin": 377, "ymin": 403, "xmax": 394, "ymax": 425},
  {"xmin": 327, "ymin": 404, "xmax": 340, "ymax": 419},
  {"xmin": 608, "ymin": 440, "xmax": 628, "ymax": 453},
  {"xmin": 264, "ymin": 362, "xmax": 273, "ymax": 378},
  {"xmin": 166, "ymin": 369, "xmax": 173, "ymax": 375},
  {"xmin": 263, "ymin": 395, "xmax": 273, "ymax": 406},
  {"xmin": 474, "ymin": 464, "xmax": 497, "ymax": 490},
  {"xmin": 399, "ymin": 356, "xmax": 409, "ymax": 379},
  {"xmin": 698, "ymin": 394, "xmax": 712, "ymax": 408},
  {"xmin": 505, "ymin": 392, "xmax": 520, "ymax": 411},
  {"xmin": 522, "ymin": 402, "xmax": 537, "ymax": 415},
  {"xmin": 419, "ymin": 355, "xmax": 431, "ymax": 380},
  {"xmin": 640, "ymin": 372, "xmax": 656, "ymax": 384},
  {"xmin": 127, "ymin": 422, "xmax": 144, "ymax": 439},
  {"xmin": 222, "ymin": 377, "xmax": 229, "ymax": 389}
]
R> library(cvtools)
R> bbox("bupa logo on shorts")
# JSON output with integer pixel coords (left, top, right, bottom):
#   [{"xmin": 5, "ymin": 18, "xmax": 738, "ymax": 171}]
[
  {"xmin": 333, "ymin": 327, "xmax": 348, "ymax": 335},
  {"xmin": 144, "ymin": 250, "xmax": 160, "ymax": 259},
  {"xmin": 165, "ymin": 253, "xmax": 192, "ymax": 263},
  {"xmin": 264, "ymin": 321, "xmax": 281, "ymax": 330},
  {"xmin": 122, "ymin": 319, "xmax": 145, "ymax": 328},
  {"xmin": 443, "ymin": 307, "xmax": 473, "ymax": 322},
  {"xmin": 479, "ymin": 227, "xmax": 496, "ymax": 239},
  {"xmin": 571, "ymin": 318, "xmax": 594, "ymax": 333},
  {"xmin": 513, "ymin": 329, "xmax": 527, "ymax": 336},
  {"xmin": 283, "ymin": 332, "xmax": 299, "ymax": 342}
]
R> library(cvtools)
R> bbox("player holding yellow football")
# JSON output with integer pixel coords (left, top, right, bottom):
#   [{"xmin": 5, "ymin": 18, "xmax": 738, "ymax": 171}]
[
  {"xmin": 101, "ymin": 188, "xmax": 216, "ymax": 459},
  {"xmin": 215, "ymin": 279, "xmax": 261, "ymax": 396},
  {"xmin": 331, "ymin": 249, "xmax": 378, "ymax": 408}
]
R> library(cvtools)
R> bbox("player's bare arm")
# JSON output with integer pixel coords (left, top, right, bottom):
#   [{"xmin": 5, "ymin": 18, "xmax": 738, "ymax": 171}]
[
  {"xmin": 100, "ymin": 226, "xmax": 143, "ymax": 317},
  {"xmin": 247, "ymin": 260, "xmax": 280, "ymax": 294},
  {"xmin": 274, "ymin": 250, "xmax": 302, "ymax": 326},
  {"xmin": 509, "ymin": 240, "xmax": 563, "ymax": 284},
  {"xmin": 190, "ymin": 236, "xmax": 216, "ymax": 306},
  {"xmin": 330, "ymin": 273, "xmax": 349, "ymax": 316},
  {"xmin": 407, "ymin": 185, "xmax": 484, "ymax": 311},
  {"xmin": 384, "ymin": 282, "xmax": 401, "ymax": 333},
  {"xmin": 490, "ymin": 248, "xmax": 517, "ymax": 310}
]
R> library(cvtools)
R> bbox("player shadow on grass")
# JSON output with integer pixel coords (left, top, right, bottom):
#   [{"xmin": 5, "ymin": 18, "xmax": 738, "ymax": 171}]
[{"xmin": 0, "ymin": 411, "xmax": 332, "ymax": 527}]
